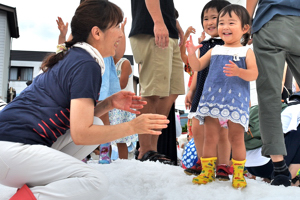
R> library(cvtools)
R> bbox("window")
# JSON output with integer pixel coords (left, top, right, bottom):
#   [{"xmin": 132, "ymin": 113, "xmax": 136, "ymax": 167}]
[{"xmin": 9, "ymin": 67, "xmax": 33, "ymax": 81}]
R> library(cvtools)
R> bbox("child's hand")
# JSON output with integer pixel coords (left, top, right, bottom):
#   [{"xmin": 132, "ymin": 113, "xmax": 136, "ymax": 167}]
[
  {"xmin": 184, "ymin": 26, "xmax": 196, "ymax": 38},
  {"xmin": 198, "ymin": 31, "xmax": 206, "ymax": 44},
  {"xmin": 185, "ymin": 90, "xmax": 194, "ymax": 110},
  {"xmin": 185, "ymin": 35, "xmax": 202, "ymax": 55},
  {"xmin": 223, "ymin": 60, "xmax": 240, "ymax": 77},
  {"xmin": 56, "ymin": 17, "xmax": 68, "ymax": 37},
  {"xmin": 121, "ymin": 17, "xmax": 127, "ymax": 34}
]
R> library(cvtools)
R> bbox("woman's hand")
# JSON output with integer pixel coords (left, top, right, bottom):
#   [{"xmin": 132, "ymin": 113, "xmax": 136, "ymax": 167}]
[
  {"xmin": 111, "ymin": 91, "xmax": 147, "ymax": 114},
  {"xmin": 129, "ymin": 114, "xmax": 169, "ymax": 135}
]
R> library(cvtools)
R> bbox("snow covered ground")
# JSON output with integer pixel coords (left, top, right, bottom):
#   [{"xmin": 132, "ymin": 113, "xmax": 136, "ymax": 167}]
[{"xmin": 1, "ymin": 159, "xmax": 300, "ymax": 200}]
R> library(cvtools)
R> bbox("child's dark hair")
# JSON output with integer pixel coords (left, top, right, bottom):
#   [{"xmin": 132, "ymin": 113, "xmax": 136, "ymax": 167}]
[
  {"xmin": 201, "ymin": 0, "xmax": 231, "ymax": 28},
  {"xmin": 41, "ymin": 0, "xmax": 123, "ymax": 72},
  {"xmin": 218, "ymin": 4, "xmax": 251, "ymax": 46},
  {"xmin": 174, "ymin": 8, "xmax": 179, "ymax": 19}
]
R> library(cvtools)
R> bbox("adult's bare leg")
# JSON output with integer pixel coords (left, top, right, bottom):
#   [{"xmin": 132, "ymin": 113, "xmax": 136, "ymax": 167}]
[{"xmin": 137, "ymin": 94, "xmax": 178, "ymax": 159}]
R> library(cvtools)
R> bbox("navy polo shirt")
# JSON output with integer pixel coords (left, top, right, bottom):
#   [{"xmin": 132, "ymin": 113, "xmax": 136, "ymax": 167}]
[{"xmin": 0, "ymin": 48, "xmax": 101, "ymax": 146}]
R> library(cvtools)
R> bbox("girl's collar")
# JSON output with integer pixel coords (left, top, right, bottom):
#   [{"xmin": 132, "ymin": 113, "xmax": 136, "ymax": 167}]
[{"xmin": 203, "ymin": 37, "xmax": 222, "ymax": 41}]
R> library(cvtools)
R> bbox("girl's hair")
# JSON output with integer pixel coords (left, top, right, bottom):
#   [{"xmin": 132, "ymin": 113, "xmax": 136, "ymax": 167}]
[
  {"xmin": 41, "ymin": 0, "xmax": 123, "ymax": 72},
  {"xmin": 174, "ymin": 8, "xmax": 179, "ymax": 19},
  {"xmin": 218, "ymin": 4, "xmax": 251, "ymax": 46},
  {"xmin": 201, "ymin": 0, "xmax": 231, "ymax": 28}
]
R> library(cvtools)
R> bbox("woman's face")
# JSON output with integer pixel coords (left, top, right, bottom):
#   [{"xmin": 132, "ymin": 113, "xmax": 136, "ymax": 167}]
[{"xmin": 97, "ymin": 23, "xmax": 123, "ymax": 57}]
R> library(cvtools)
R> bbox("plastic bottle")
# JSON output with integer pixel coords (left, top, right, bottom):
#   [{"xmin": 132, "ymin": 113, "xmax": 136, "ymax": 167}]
[{"xmin": 99, "ymin": 143, "xmax": 111, "ymax": 164}]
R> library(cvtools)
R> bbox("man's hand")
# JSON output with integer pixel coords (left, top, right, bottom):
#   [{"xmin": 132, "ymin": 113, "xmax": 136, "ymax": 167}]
[{"xmin": 154, "ymin": 21, "xmax": 169, "ymax": 49}]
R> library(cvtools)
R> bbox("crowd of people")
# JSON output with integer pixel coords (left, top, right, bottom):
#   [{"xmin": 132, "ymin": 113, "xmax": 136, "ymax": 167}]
[{"xmin": 0, "ymin": 0, "xmax": 299, "ymax": 199}]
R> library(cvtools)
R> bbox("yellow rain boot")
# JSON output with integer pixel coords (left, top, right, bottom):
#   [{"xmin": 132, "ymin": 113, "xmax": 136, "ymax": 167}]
[
  {"xmin": 192, "ymin": 157, "xmax": 217, "ymax": 185},
  {"xmin": 232, "ymin": 159, "xmax": 247, "ymax": 189}
]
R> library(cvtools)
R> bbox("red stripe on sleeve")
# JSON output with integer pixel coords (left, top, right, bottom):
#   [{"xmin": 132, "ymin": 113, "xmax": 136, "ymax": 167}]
[
  {"xmin": 33, "ymin": 128, "xmax": 46, "ymax": 138},
  {"xmin": 55, "ymin": 114, "xmax": 70, "ymax": 128},
  {"xmin": 49, "ymin": 118, "xmax": 66, "ymax": 130},
  {"xmin": 56, "ymin": 128, "xmax": 63, "ymax": 136},
  {"xmin": 60, "ymin": 111, "xmax": 70, "ymax": 122},
  {"xmin": 38, "ymin": 124, "xmax": 49, "ymax": 138},
  {"xmin": 42, "ymin": 120, "xmax": 57, "ymax": 139}
]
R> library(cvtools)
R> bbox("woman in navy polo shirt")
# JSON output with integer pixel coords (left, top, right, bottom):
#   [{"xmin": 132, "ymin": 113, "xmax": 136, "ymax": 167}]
[{"xmin": 0, "ymin": 1, "xmax": 169, "ymax": 199}]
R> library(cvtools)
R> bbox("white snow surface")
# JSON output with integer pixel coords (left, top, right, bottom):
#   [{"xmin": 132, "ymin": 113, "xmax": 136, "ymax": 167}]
[{"xmin": 1, "ymin": 159, "xmax": 300, "ymax": 200}]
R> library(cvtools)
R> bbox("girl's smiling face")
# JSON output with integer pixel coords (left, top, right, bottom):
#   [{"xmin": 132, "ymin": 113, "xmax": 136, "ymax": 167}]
[
  {"xmin": 217, "ymin": 11, "xmax": 249, "ymax": 47},
  {"xmin": 203, "ymin": 8, "xmax": 219, "ymax": 38}
]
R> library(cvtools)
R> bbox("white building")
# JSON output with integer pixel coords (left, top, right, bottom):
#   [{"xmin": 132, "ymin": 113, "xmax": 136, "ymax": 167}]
[{"xmin": 0, "ymin": 3, "xmax": 19, "ymax": 102}]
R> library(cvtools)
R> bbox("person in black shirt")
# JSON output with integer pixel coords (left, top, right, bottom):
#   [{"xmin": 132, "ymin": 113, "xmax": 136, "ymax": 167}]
[{"xmin": 129, "ymin": 0, "xmax": 185, "ymax": 164}]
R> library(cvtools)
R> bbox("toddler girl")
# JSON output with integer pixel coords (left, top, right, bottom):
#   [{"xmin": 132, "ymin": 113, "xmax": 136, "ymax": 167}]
[{"xmin": 186, "ymin": 4, "xmax": 258, "ymax": 189}]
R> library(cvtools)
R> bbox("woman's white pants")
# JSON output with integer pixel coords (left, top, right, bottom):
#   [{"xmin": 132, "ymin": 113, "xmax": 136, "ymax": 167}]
[{"xmin": 0, "ymin": 117, "xmax": 108, "ymax": 200}]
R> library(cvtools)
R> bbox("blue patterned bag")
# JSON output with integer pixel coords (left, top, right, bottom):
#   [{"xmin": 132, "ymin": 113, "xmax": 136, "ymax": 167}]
[{"xmin": 181, "ymin": 138, "xmax": 198, "ymax": 168}]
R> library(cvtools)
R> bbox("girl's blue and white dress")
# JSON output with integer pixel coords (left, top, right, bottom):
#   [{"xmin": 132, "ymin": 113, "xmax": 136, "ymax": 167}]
[
  {"xmin": 110, "ymin": 58, "xmax": 138, "ymax": 145},
  {"xmin": 195, "ymin": 45, "xmax": 251, "ymax": 131}
]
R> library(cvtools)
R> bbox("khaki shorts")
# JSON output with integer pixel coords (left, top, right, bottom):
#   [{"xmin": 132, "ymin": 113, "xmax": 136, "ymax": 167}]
[{"xmin": 130, "ymin": 34, "xmax": 185, "ymax": 97}]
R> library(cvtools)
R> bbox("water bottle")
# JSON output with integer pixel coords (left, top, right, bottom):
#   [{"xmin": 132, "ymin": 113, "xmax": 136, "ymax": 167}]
[{"xmin": 99, "ymin": 143, "xmax": 111, "ymax": 164}]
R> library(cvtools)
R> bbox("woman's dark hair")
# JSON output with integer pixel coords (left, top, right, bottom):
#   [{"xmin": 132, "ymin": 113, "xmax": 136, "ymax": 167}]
[
  {"xmin": 201, "ymin": 0, "xmax": 231, "ymax": 28},
  {"xmin": 41, "ymin": 0, "xmax": 123, "ymax": 72},
  {"xmin": 217, "ymin": 4, "xmax": 251, "ymax": 46}
]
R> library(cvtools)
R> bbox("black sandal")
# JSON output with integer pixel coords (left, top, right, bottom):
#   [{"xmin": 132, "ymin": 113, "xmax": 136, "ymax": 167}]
[{"xmin": 138, "ymin": 150, "xmax": 175, "ymax": 165}]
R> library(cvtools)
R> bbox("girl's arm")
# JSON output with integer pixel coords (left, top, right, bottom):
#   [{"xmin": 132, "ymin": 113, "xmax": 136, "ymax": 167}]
[
  {"xmin": 186, "ymin": 35, "xmax": 211, "ymax": 72},
  {"xmin": 119, "ymin": 59, "xmax": 132, "ymax": 89},
  {"xmin": 185, "ymin": 72, "xmax": 197, "ymax": 109},
  {"xmin": 70, "ymin": 96, "xmax": 169, "ymax": 145},
  {"xmin": 56, "ymin": 17, "xmax": 68, "ymax": 44},
  {"xmin": 180, "ymin": 26, "xmax": 196, "ymax": 64},
  {"xmin": 189, "ymin": 71, "xmax": 197, "ymax": 94},
  {"xmin": 223, "ymin": 48, "xmax": 258, "ymax": 81},
  {"xmin": 176, "ymin": 19, "xmax": 184, "ymax": 47}
]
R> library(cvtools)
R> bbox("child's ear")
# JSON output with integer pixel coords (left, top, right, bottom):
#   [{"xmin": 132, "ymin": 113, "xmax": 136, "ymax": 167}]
[{"xmin": 242, "ymin": 24, "xmax": 250, "ymax": 34}]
